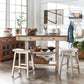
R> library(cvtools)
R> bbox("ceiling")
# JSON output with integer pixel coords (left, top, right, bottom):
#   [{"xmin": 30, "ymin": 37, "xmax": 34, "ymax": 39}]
[
  {"xmin": 41, "ymin": 0, "xmax": 84, "ymax": 8},
  {"xmin": 60, "ymin": 0, "xmax": 84, "ymax": 7}
]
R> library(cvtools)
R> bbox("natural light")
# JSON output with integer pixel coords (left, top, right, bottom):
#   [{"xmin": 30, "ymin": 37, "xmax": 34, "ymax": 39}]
[{"xmin": 0, "ymin": 0, "xmax": 27, "ymax": 36}]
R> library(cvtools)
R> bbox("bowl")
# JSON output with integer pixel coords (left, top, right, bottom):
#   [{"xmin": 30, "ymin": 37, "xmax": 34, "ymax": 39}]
[
  {"xmin": 33, "ymin": 46, "xmax": 41, "ymax": 52},
  {"xmin": 48, "ymin": 47, "xmax": 55, "ymax": 52},
  {"xmin": 25, "ymin": 28, "xmax": 37, "ymax": 35},
  {"xmin": 41, "ymin": 49, "xmax": 48, "ymax": 52}
]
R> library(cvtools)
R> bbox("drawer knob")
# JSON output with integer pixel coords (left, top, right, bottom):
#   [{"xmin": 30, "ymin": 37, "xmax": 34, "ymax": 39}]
[
  {"xmin": 52, "ymin": 38, "xmax": 55, "ymax": 40},
  {"xmin": 30, "ymin": 37, "xmax": 32, "ymax": 39}
]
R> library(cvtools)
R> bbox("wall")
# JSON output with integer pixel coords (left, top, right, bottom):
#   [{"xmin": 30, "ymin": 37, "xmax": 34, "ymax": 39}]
[
  {"xmin": 28, "ymin": 0, "xmax": 84, "ymax": 48},
  {"xmin": 28, "ymin": 0, "xmax": 34, "ymax": 28},
  {"xmin": 28, "ymin": 0, "xmax": 84, "ymax": 29},
  {"xmin": 28, "ymin": 0, "xmax": 41, "ymax": 34}
]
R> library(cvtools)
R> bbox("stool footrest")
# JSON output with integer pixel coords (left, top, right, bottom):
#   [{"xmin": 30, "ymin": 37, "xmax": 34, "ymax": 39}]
[
  {"xmin": 29, "ymin": 70, "xmax": 34, "ymax": 72},
  {"xmin": 69, "ymin": 66, "xmax": 79, "ymax": 69},
  {"xmin": 21, "ymin": 64, "xmax": 26, "ymax": 66},
  {"xmin": 14, "ymin": 66, "xmax": 27, "ymax": 69},
  {"xmin": 62, "ymin": 63, "xmax": 67, "ymax": 66}
]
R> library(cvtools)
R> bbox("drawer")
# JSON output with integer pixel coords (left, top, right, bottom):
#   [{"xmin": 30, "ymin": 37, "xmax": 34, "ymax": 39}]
[
  {"xmin": 55, "ymin": 37, "xmax": 68, "ymax": 41},
  {"xmin": 1, "ymin": 38, "xmax": 13, "ymax": 42},
  {"xmin": 28, "ymin": 37, "xmax": 41, "ymax": 41},
  {"xmin": 17, "ymin": 37, "xmax": 41, "ymax": 41},
  {"xmin": 1, "ymin": 39, "xmax": 9, "ymax": 42},
  {"xmin": 41, "ymin": 37, "xmax": 55, "ymax": 41}
]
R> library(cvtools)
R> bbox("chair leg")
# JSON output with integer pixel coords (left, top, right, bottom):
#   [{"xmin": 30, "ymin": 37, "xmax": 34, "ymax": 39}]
[
  {"xmin": 67, "ymin": 53, "xmax": 70, "ymax": 70},
  {"xmin": 60, "ymin": 52, "xmax": 64, "ymax": 76},
  {"xmin": 26, "ymin": 53, "xmax": 29, "ymax": 79},
  {"xmin": 18, "ymin": 53, "xmax": 21, "ymax": 74},
  {"xmin": 70, "ymin": 53, "xmax": 74, "ymax": 77},
  {"xmin": 31, "ymin": 54, "xmax": 35, "ymax": 70},
  {"xmin": 11, "ymin": 52, "xmax": 16, "ymax": 77},
  {"xmin": 75, "ymin": 52, "xmax": 80, "ymax": 73}
]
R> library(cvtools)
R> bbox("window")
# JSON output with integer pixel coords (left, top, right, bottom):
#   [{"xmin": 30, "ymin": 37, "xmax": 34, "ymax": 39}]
[
  {"xmin": 0, "ymin": 0, "xmax": 28, "ymax": 36},
  {"xmin": 10, "ymin": 0, "xmax": 28, "ymax": 35},
  {"xmin": 0, "ymin": 0, "xmax": 6, "ymax": 35}
]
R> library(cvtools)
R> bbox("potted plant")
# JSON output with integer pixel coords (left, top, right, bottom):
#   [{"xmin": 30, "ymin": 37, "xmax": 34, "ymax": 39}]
[
  {"xmin": 72, "ymin": 41, "xmax": 80, "ymax": 48},
  {"xmin": 72, "ymin": 41, "xmax": 84, "ymax": 50},
  {"xmin": 15, "ymin": 12, "xmax": 25, "ymax": 34},
  {"xmin": 15, "ymin": 28, "xmax": 21, "ymax": 34},
  {"xmin": 80, "ymin": 41, "xmax": 84, "ymax": 50},
  {"xmin": 4, "ymin": 30, "xmax": 11, "ymax": 36},
  {"xmin": 72, "ymin": 41, "xmax": 84, "ymax": 59}
]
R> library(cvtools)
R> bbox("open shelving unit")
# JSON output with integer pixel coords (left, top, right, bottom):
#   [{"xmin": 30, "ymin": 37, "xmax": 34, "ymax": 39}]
[{"xmin": 69, "ymin": 9, "xmax": 83, "ymax": 39}]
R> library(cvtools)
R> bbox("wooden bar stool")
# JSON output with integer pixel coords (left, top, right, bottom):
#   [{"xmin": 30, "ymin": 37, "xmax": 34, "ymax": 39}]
[
  {"xmin": 11, "ymin": 48, "xmax": 35, "ymax": 78},
  {"xmin": 60, "ymin": 48, "xmax": 80, "ymax": 78}
]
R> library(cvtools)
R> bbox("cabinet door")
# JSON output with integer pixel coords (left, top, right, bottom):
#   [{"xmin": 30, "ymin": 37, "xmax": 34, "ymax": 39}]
[
  {"xmin": 2, "ymin": 43, "xmax": 10, "ymax": 50},
  {"xmin": 29, "ymin": 41, "xmax": 36, "ymax": 49},
  {"xmin": 7, "ymin": 44, "xmax": 10, "ymax": 49},
  {"xmin": 12, "ymin": 44, "xmax": 15, "ymax": 49},
  {"xmin": 16, "ymin": 43, "xmax": 19, "ymax": 48},
  {"xmin": 21, "ymin": 42, "xmax": 25, "ymax": 49},
  {"xmin": 7, "ymin": 50, "xmax": 10, "ymax": 55},
  {"xmin": 2, "ymin": 51, "xmax": 6, "ymax": 56},
  {"xmin": 2, "ymin": 45, "xmax": 6, "ymax": 49}
]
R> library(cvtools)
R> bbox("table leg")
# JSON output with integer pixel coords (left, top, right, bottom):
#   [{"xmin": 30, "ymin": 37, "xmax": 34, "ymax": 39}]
[
  {"xmin": 25, "ymin": 41, "xmax": 28, "ymax": 49},
  {"xmin": 55, "ymin": 41, "xmax": 59, "ymax": 71},
  {"xmin": 25, "ymin": 41, "xmax": 28, "ymax": 64}
]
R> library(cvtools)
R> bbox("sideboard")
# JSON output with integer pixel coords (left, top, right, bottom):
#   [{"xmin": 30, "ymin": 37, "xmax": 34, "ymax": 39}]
[
  {"xmin": 0, "ymin": 36, "xmax": 48, "ymax": 64},
  {"xmin": 0, "ymin": 36, "xmax": 24, "ymax": 62}
]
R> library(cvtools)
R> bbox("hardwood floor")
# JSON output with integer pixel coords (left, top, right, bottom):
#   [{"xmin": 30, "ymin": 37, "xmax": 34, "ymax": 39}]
[{"xmin": 0, "ymin": 60, "xmax": 84, "ymax": 84}]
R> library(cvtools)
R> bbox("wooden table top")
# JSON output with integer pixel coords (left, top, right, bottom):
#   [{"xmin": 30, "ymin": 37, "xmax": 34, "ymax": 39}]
[{"xmin": 16, "ymin": 35, "xmax": 68, "ymax": 37}]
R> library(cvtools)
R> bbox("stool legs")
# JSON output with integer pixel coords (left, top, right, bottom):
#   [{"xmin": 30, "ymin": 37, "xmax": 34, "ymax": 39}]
[
  {"xmin": 11, "ymin": 52, "xmax": 16, "ymax": 77},
  {"xmin": 31, "ymin": 54, "xmax": 35, "ymax": 70},
  {"xmin": 70, "ymin": 53, "xmax": 74, "ymax": 77},
  {"xmin": 60, "ymin": 50, "xmax": 80, "ymax": 78},
  {"xmin": 60, "ymin": 52, "xmax": 64, "ymax": 76},
  {"xmin": 75, "ymin": 52, "xmax": 80, "ymax": 73},
  {"xmin": 18, "ymin": 53, "xmax": 21, "ymax": 74},
  {"xmin": 26, "ymin": 53, "xmax": 29, "ymax": 79},
  {"xmin": 11, "ymin": 50, "xmax": 35, "ymax": 78},
  {"xmin": 67, "ymin": 53, "xmax": 70, "ymax": 71}
]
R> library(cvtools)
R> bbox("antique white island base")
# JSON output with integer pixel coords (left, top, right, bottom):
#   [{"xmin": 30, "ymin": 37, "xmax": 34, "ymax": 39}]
[{"xmin": 16, "ymin": 35, "xmax": 68, "ymax": 71}]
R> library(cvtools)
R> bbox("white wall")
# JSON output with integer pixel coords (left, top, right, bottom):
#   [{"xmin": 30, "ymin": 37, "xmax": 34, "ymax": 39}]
[
  {"xmin": 34, "ymin": 0, "xmax": 41, "ymax": 34},
  {"xmin": 28, "ymin": 0, "xmax": 34, "ymax": 28},
  {"xmin": 39, "ymin": 0, "xmax": 84, "ymax": 8},
  {"xmin": 28, "ymin": 0, "xmax": 41, "ymax": 34},
  {"xmin": 60, "ymin": 0, "xmax": 84, "ymax": 8},
  {"xmin": 28, "ymin": 0, "xmax": 84, "ymax": 34}
]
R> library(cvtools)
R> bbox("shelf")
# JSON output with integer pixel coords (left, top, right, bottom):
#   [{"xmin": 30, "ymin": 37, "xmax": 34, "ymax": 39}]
[
  {"xmin": 35, "ymin": 64, "xmax": 56, "ymax": 66},
  {"xmin": 32, "ymin": 52, "xmax": 56, "ymax": 55},
  {"xmin": 69, "ymin": 17, "xmax": 82, "ymax": 19},
  {"xmin": 35, "ymin": 61, "xmax": 57, "ymax": 66}
]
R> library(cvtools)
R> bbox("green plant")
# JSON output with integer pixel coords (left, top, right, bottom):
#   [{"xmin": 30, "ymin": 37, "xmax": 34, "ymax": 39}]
[
  {"xmin": 72, "ymin": 41, "xmax": 84, "ymax": 50},
  {"xmin": 15, "ymin": 28, "xmax": 20, "ymax": 32},
  {"xmin": 15, "ymin": 12, "xmax": 25, "ymax": 27},
  {"xmin": 77, "ymin": 42, "xmax": 81, "ymax": 48},
  {"xmin": 72, "ymin": 41, "xmax": 80, "ymax": 48},
  {"xmin": 4, "ymin": 30, "xmax": 10, "ymax": 33},
  {"xmin": 81, "ymin": 41, "xmax": 84, "ymax": 50}
]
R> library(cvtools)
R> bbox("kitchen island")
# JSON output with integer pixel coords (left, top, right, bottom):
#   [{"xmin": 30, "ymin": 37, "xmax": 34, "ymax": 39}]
[{"xmin": 16, "ymin": 35, "xmax": 68, "ymax": 70}]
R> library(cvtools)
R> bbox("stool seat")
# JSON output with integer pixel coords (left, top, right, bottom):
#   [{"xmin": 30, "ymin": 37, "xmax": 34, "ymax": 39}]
[
  {"xmin": 11, "ymin": 48, "xmax": 35, "ymax": 78},
  {"xmin": 62, "ymin": 48, "xmax": 78, "ymax": 52},
  {"xmin": 12, "ymin": 48, "xmax": 30, "ymax": 53},
  {"xmin": 60, "ymin": 48, "xmax": 80, "ymax": 78}
]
